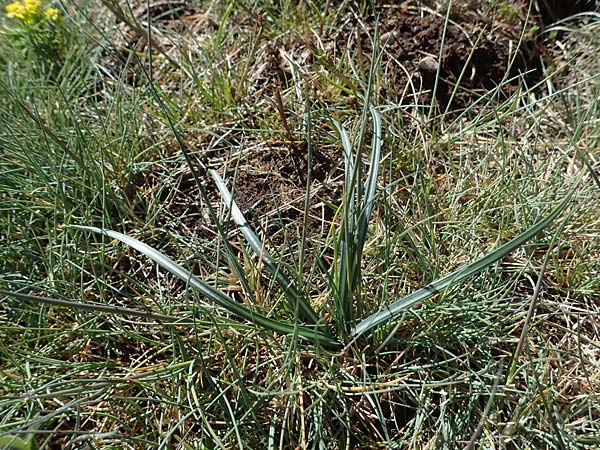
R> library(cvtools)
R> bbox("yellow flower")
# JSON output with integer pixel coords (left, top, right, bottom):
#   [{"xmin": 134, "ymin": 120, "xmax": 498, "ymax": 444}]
[
  {"xmin": 5, "ymin": 0, "xmax": 42, "ymax": 24},
  {"xmin": 5, "ymin": 1, "xmax": 27, "ymax": 20},
  {"xmin": 24, "ymin": 0, "xmax": 41, "ymax": 14},
  {"xmin": 43, "ymin": 6, "xmax": 59, "ymax": 21}
]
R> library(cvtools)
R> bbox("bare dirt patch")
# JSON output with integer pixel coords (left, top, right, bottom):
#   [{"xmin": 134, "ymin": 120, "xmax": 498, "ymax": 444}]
[
  {"xmin": 116, "ymin": 1, "xmax": 596, "ymax": 251},
  {"xmin": 331, "ymin": 4, "xmax": 546, "ymax": 114}
]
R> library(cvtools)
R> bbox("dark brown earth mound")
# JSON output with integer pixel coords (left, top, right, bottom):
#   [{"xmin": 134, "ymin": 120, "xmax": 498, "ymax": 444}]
[
  {"xmin": 119, "ymin": 1, "xmax": 598, "ymax": 244},
  {"xmin": 333, "ymin": 4, "xmax": 549, "ymax": 114}
]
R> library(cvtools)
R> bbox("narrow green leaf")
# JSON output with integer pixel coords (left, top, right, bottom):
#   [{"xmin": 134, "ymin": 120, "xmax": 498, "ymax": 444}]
[
  {"xmin": 353, "ymin": 189, "xmax": 575, "ymax": 339},
  {"xmin": 0, "ymin": 288, "xmax": 179, "ymax": 322},
  {"xmin": 337, "ymin": 121, "xmax": 357, "ymax": 212},
  {"xmin": 74, "ymin": 226, "xmax": 338, "ymax": 347},
  {"xmin": 330, "ymin": 117, "xmax": 357, "ymax": 328},
  {"xmin": 360, "ymin": 107, "xmax": 382, "ymax": 234},
  {"xmin": 355, "ymin": 107, "xmax": 382, "ymax": 266},
  {"xmin": 210, "ymin": 169, "xmax": 321, "ymax": 325},
  {"xmin": 0, "ymin": 435, "xmax": 37, "ymax": 450},
  {"xmin": 329, "ymin": 106, "xmax": 383, "ymax": 330}
]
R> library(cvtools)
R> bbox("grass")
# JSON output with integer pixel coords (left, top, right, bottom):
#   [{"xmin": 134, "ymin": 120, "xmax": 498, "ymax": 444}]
[{"xmin": 1, "ymin": 0, "xmax": 599, "ymax": 448}]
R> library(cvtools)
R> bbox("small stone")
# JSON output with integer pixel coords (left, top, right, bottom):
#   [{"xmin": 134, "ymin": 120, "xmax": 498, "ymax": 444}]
[{"xmin": 418, "ymin": 56, "xmax": 439, "ymax": 74}]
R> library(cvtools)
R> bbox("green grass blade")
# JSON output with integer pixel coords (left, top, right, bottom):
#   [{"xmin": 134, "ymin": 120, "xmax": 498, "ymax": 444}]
[
  {"xmin": 330, "ymin": 118, "xmax": 356, "ymax": 329},
  {"xmin": 210, "ymin": 169, "xmax": 321, "ymax": 325},
  {"xmin": 74, "ymin": 226, "xmax": 338, "ymax": 347},
  {"xmin": 336, "ymin": 120, "xmax": 357, "ymax": 216},
  {"xmin": 357, "ymin": 107, "xmax": 382, "ymax": 260},
  {"xmin": 329, "ymin": 107, "xmax": 383, "ymax": 331},
  {"xmin": 0, "ymin": 435, "xmax": 37, "ymax": 450},
  {"xmin": 353, "ymin": 188, "xmax": 576, "ymax": 339},
  {"xmin": 0, "ymin": 288, "xmax": 180, "ymax": 322}
]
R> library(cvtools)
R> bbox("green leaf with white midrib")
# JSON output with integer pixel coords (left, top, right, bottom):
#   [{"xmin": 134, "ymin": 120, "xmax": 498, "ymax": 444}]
[
  {"xmin": 330, "ymin": 107, "xmax": 383, "ymax": 331},
  {"xmin": 354, "ymin": 107, "xmax": 382, "ymax": 313},
  {"xmin": 352, "ymin": 188, "xmax": 575, "ymax": 339},
  {"xmin": 331, "ymin": 117, "xmax": 356, "ymax": 329},
  {"xmin": 75, "ymin": 226, "xmax": 338, "ymax": 347},
  {"xmin": 210, "ymin": 169, "xmax": 322, "ymax": 326}
]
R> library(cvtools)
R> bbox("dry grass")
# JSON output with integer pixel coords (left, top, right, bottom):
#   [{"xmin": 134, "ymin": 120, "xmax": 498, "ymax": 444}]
[{"xmin": 0, "ymin": 1, "xmax": 599, "ymax": 448}]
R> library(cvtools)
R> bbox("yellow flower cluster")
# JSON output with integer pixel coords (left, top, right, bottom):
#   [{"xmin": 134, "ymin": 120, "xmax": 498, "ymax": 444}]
[
  {"xmin": 44, "ymin": 5, "xmax": 58, "ymax": 20},
  {"xmin": 5, "ymin": 0, "xmax": 60, "ymax": 25}
]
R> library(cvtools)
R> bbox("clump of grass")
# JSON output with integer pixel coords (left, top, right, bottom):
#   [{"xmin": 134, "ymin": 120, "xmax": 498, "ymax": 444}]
[{"xmin": 1, "ymin": 1, "xmax": 599, "ymax": 448}]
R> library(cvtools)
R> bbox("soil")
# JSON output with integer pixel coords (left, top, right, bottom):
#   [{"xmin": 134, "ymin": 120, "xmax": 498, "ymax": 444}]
[
  {"xmin": 333, "ymin": 4, "xmax": 546, "ymax": 114},
  {"xmin": 145, "ymin": 139, "xmax": 343, "ymax": 266},
  {"xmin": 116, "ymin": 0, "xmax": 597, "ymax": 253}
]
